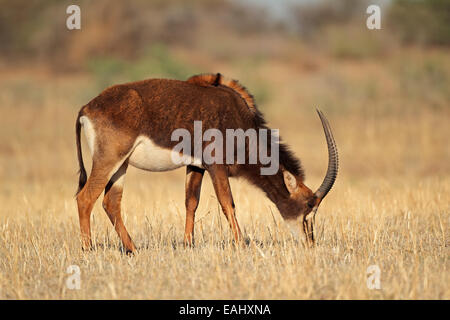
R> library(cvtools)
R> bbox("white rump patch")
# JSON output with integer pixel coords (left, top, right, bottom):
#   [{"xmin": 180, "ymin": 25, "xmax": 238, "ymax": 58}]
[
  {"xmin": 79, "ymin": 116, "xmax": 96, "ymax": 155},
  {"xmin": 129, "ymin": 135, "xmax": 201, "ymax": 172}
]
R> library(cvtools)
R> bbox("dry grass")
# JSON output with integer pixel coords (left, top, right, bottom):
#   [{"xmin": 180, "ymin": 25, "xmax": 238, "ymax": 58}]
[{"xmin": 0, "ymin": 48, "xmax": 448, "ymax": 299}]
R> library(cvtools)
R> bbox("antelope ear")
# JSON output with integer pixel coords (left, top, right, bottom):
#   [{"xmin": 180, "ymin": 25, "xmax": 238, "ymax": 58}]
[{"xmin": 283, "ymin": 170, "xmax": 299, "ymax": 194}]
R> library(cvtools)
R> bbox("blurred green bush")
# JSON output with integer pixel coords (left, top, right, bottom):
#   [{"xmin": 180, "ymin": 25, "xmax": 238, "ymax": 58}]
[
  {"xmin": 87, "ymin": 44, "xmax": 197, "ymax": 89},
  {"xmin": 0, "ymin": 0, "xmax": 448, "ymax": 70},
  {"xmin": 388, "ymin": 0, "xmax": 450, "ymax": 46}
]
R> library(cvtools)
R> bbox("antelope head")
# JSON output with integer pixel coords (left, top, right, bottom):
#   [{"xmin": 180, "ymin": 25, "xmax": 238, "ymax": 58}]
[{"xmin": 281, "ymin": 109, "xmax": 339, "ymax": 246}]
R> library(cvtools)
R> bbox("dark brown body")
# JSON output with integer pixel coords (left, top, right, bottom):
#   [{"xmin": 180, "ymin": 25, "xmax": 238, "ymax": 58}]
[{"xmin": 75, "ymin": 74, "xmax": 337, "ymax": 253}]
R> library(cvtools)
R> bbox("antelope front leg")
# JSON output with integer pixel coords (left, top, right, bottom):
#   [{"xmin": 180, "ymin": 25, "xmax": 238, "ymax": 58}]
[
  {"xmin": 208, "ymin": 165, "xmax": 242, "ymax": 243},
  {"xmin": 184, "ymin": 165, "xmax": 205, "ymax": 247}
]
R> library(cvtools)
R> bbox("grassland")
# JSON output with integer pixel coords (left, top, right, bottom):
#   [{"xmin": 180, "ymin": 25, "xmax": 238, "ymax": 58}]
[{"xmin": 0, "ymin": 46, "xmax": 448, "ymax": 299}]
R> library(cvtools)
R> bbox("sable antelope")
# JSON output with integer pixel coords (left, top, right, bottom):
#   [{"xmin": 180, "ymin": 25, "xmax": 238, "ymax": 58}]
[{"xmin": 75, "ymin": 73, "xmax": 338, "ymax": 253}]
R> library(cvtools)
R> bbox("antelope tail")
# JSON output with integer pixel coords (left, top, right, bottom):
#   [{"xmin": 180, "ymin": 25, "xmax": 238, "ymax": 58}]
[{"xmin": 75, "ymin": 112, "xmax": 87, "ymax": 196}]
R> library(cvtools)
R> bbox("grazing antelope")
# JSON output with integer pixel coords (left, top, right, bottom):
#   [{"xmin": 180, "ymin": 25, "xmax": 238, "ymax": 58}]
[{"xmin": 75, "ymin": 73, "xmax": 338, "ymax": 253}]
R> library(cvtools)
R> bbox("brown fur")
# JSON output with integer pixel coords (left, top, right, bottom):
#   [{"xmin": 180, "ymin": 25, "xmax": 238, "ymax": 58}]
[
  {"xmin": 187, "ymin": 73, "xmax": 303, "ymax": 178},
  {"xmin": 187, "ymin": 73, "xmax": 257, "ymax": 115},
  {"xmin": 75, "ymin": 74, "xmax": 317, "ymax": 252}
]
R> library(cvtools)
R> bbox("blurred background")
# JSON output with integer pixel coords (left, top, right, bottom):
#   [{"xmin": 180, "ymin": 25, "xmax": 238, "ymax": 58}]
[{"xmin": 0, "ymin": 0, "xmax": 448, "ymax": 215}]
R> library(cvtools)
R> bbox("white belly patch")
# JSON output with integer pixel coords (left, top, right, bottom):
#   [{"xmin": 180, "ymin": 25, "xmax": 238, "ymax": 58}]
[
  {"xmin": 129, "ymin": 136, "xmax": 200, "ymax": 172},
  {"xmin": 80, "ymin": 116, "xmax": 200, "ymax": 172}
]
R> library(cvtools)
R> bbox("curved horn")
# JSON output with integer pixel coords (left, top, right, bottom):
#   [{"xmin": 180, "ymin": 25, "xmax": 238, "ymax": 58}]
[{"xmin": 314, "ymin": 109, "xmax": 339, "ymax": 201}]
